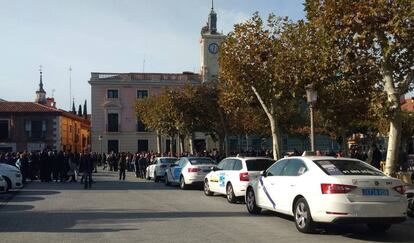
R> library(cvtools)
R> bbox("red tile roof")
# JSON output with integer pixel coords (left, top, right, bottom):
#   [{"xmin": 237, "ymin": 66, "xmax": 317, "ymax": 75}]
[
  {"xmin": 0, "ymin": 102, "xmax": 61, "ymax": 113},
  {"xmin": 402, "ymin": 99, "xmax": 414, "ymax": 112}
]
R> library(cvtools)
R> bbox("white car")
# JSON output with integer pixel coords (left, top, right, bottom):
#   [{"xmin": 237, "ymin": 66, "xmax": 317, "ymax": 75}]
[
  {"xmin": 0, "ymin": 163, "xmax": 23, "ymax": 192},
  {"xmin": 245, "ymin": 156, "xmax": 407, "ymax": 233},
  {"xmin": 146, "ymin": 157, "xmax": 178, "ymax": 182},
  {"xmin": 165, "ymin": 157, "xmax": 217, "ymax": 189},
  {"xmin": 0, "ymin": 176, "xmax": 7, "ymax": 193},
  {"xmin": 204, "ymin": 157, "xmax": 274, "ymax": 203}
]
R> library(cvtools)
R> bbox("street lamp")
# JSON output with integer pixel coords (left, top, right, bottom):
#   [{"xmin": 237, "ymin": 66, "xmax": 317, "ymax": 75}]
[{"xmin": 305, "ymin": 83, "xmax": 317, "ymax": 152}]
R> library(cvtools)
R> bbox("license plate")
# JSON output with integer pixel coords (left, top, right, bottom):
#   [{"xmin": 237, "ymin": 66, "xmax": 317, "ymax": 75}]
[{"xmin": 362, "ymin": 188, "xmax": 389, "ymax": 196}]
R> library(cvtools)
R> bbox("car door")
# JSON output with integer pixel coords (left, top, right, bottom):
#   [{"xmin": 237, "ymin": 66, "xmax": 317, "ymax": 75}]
[
  {"xmin": 276, "ymin": 158, "xmax": 308, "ymax": 214},
  {"xmin": 209, "ymin": 159, "xmax": 226, "ymax": 193},
  {"xmin": 172, "ymin": 159, "xmax": 185, "ymax": 182},
  {"xmin": 217, "ymin": 159, "xmax": 235, "ymax": 194},
  {"xmin": 257, "ymin": 159, "xmax": 288, "ymax": 211}
]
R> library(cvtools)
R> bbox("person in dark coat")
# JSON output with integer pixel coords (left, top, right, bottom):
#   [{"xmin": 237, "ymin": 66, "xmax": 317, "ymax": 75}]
[
  {"xmin": 80, "ymin": 151, "xmax": 94, "ymax": 189},
  {"xmin": 138, "ymin": 154, "xmax": 148, "ymax": 179},
  {"xmin": 372, "ymin": 145, "xmax": 382, "ymax": 170},
  {"xmin": 118, "ymin": 153, "xmax": 127, "ymax": 181}
]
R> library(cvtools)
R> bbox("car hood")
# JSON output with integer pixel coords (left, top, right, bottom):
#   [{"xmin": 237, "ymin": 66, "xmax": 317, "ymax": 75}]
[{"xmin": 0, "ymin": 163, "xmax": 20, "ymax": 172}]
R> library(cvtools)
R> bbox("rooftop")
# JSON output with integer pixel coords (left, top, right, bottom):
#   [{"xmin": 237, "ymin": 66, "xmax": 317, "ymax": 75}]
[{"xmin": 0, "ymin": 102, "xmax": 60, "ymax": 113}]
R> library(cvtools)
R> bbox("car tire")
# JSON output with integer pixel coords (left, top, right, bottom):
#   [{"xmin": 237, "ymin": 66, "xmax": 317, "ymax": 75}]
[
  {"xmin": 246, "ymin": 187, "xmax": 261, "ymax": 215},
  {"xmin": 204, "ymin": 180, "xmax": 213, "ymax": 196},
  {"xmin": 165, "ymin": 174, "xmax": 171, "ymax": 186},
  {"xmin": 180, "ymin": 175, "xmax": 188, "ymax": 190},
  {"xmin": 367, "ymin": 223, "xmax": 392, "ymax": 232},
  {"xmin": 226, "ymin": 183, "xmax": 237, "ymax": 203},
  {"xmin": 3, "ymin": 176, "xmax": 11, "ymax": 192},
  {"xmin": 294, "ymin": 198, "xmax": 315, "ymax": 234},
  {"xmin": 407, "ymin": 198, "xmax": 414, "ymax": 218},
  {"xmin": 154, "ymin": 172, "xmax": 159, "ymax": 183}
]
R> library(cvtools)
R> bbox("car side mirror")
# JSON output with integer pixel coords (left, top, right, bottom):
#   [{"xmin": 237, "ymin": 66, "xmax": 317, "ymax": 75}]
[
  {"xmin": 261, "ymin": 170, "xmax": 267, "ymax": 177},
  {"xmin": 211, "ymin": 166, "xmax": 217, "ymax": 171}
]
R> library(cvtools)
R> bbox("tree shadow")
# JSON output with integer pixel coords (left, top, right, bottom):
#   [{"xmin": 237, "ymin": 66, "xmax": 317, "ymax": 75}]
[{"xmin": 0, "ymin": 210, "xmax": 247, "ymax": 233}]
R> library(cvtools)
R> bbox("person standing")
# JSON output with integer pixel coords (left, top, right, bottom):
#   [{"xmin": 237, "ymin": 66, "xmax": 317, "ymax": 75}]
[
  {"xmin": 80, "ymin": 151, "xmax": 93, "ymax": 189},
  {"xmin": 372, "ymin": 145, "xmax": 382, "ymax": 170},
  {"xmin": 118, "ymin": 153, "xmax": 127, "ymax": 181},
  {"xmin": 138, "ymin": 154, "xmax": 148, "ymax": 179}
]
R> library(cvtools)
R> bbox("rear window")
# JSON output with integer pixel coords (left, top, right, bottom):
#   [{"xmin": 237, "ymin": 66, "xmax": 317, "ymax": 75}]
[
  {"xmin": 314, "ymin": 159, "xmax": 384, "ymax": 176},
  {"xmin": 246, "ymin": 159, "xmax": 274, "ymax": 171},
  {"xmin": 160, "ymin": 158, "xmax": 177, "ymax": 164},
  {"xmin": 189, "ymin": 158, "xmax": 216, "ymax": 165}
]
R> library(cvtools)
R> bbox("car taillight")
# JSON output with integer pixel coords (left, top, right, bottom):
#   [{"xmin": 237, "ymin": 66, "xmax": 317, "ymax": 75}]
[
  {"xmin": 321, "ymin": 183, "xmax": 356, "ymax": 194},
  {"xmin": 393, "ymin": 185, "xmax": 405, "ymax": 194},
  {"xmin": 239, "ymin": 172, "xmax": 249, "ymax": 181},
  {"xmin": 188, "ymin": 167, "xmax": 201, "ymax": 173}
]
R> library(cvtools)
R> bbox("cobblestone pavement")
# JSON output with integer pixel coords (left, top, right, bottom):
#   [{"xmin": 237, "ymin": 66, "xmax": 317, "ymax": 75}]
[{"xmin": 0, "ymin": 169, "xmax": 413, "ymax": 243}]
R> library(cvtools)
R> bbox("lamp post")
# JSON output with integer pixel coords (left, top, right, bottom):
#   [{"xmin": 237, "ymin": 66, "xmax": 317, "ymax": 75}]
[
  {"xmin": 98, "ymin": 135, "xmax": 103, "ymax": 155},
  {"xmin": 305, "ymin": 84, "xmax": 317, "ymax": 152}
]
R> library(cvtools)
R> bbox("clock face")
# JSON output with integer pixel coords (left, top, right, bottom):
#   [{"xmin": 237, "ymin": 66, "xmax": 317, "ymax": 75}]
[{"xmin": 208, "ymin": 43, "xmax": 219, "ymax": 54}]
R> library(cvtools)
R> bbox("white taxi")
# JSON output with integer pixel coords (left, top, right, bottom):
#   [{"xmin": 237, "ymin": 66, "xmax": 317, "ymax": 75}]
[
  {"xmin": 146, "ymin": 157, "xmax": 177, "ymax": 182},
  {"xmin": 204, "ymin": 157, "xmax": 274, "ymax": 203},
  {"xmin": 0, "ymin": 163, "xmax": 23, "ymax": 192},
  {"xmin": 245, "ymin": 156, "xmax": 407, "ymax": 233},
  {"xmin": 0, "ymin": 176, "xmax": 7, "ymax": 193},
  {"xmin": 165, "ymin": 157, "xmax": 217, "ymax": 189}
]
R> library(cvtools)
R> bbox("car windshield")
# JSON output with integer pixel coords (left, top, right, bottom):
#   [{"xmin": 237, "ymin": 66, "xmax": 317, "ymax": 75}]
[
  {"xmin": 246, "ymin": 159, "xmax": 274, "ymax": 171},
  {"xmin": 313, "ymin": 159, "xmax": 384, "ymax": 176},
  {"xmin": 188, "ymin": 158, "xmax": 216, "ymax": 165},
  {"xmin": 160, "ymin": 158, "xmax": 177, "ymax": 164}
]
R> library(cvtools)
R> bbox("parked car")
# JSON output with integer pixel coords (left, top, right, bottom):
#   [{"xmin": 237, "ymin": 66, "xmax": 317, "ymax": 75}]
[
  {"xmin": 146, "ymin": 157, "xmax": 178, "ymax": 182},
  {"xmin": 204, "ymin": 157, "xmax": 274, "ymax": 203},
  {"xmin": 0, "ymin": 176, "xmax": 7, "ymax": 193},
  {"xmin": 245, "ymin": 156, "xmax": 407, "ymax": 233},
  {"xmin": 0, "ymin": 163, "xmax": 23, "ymax": 192},
  {"xmin": 165, "ymin": 157, "xmax": 217, "ymax": 189}
]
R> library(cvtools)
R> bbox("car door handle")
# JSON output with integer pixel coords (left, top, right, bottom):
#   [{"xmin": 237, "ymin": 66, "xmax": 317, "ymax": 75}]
[
  {"xmin": 270, "ymin": 183, "xmax": 275, "ymax": 185},
  {"xmin": 290, "ymin": 184, "xmax": 295, "ymax": 187}
]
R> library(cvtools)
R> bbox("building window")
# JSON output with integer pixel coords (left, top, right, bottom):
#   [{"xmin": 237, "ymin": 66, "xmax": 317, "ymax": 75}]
[
  {"xmin": 137, "ymin": 90, "xmax": 148, "ymax": 99},
  {"xmin": 31, "ymin": 120, "xmax": 46, "ymax": 139},
  {"xmin": 108, "ymin": 140, "xmax": 119, "ymax": 153},
  {"xmin": 0, "ymin": 120, "xmax": 9, "ymax": 139},
  {"xmin": 107, "ymin": 89, "xmax": 119, "ymax": 99},
  {"xmin": 107, "ymin": 113, "xmax": 119, "ymax": 132},
  {"xmin": 138, "ymin": 140, "xmax": 148, "ymax": 152},
  {"xmin": 136, "ymin": 118, "xmax": 147, "ymax": 132}
]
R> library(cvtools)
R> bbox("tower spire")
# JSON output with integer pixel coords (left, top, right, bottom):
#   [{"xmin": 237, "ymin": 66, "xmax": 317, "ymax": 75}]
[
  {"xmin": 38, "ymin": 65, "xmax": 45, "ymax": 92},
  {"xmin": 208, "ymin": 0, "xmax": 217, "ymax": 34}
]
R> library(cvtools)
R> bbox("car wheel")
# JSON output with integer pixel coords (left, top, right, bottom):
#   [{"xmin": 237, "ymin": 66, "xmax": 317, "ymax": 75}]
[
  {"xmin": 165, "ymin": 174, "xmax": 171, "ymax": 186},
  {"xmin": 204, "ymin": 180, "xmax": 213, "ymax": 196},
  {"xmin": 3, "ymin": 176, "xmax": 11, "ymax": 192},
  {"xmin": 154, "ymin": 172, "xmax": 159, "ymax": 182},
  {"xmin": 407, "ymin": 198, "xmax": 414, "ymax": 218},
  {"xmin": 294, "ymin": 198, "xmax": 315, "ymax": 233},
  {"xmin": 226, "ymin": 183, "xmax": 237, "ymax": 203},
  {"xmin": 180, "ymin": 175, "xmax": 188, "ymax": 190},
  {"xmin": 246, "ymin": 187, "xmax": 261, "ymax": 214},
  {"xmin": 367, "ymin": 223, "xmax": 392, "ymax": 232}
]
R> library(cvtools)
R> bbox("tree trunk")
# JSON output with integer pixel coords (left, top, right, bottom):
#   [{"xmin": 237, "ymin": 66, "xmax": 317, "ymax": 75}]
[
  {"xmin": 218, "ymin": 134, "xmax": 225, "ymax": 156},
  {"xmin": 382, "ymin": 63, "xmax": 402, "ymax": 176},
  {"xmin": 385, "ymin": 114, "xmax": 401, "ymax": 175},
  {"xmin": 179, "ymin": 134, "xmax": 186, "ymax": 155},
  {"xmin": 157, "ymin": 134, "xmax": 161, "ymax": 154},
  {"xmin": 169, "ymin": 136, "xmax": 174, "ymax": 156},
  {"xmin": 341, "ymin": 132, "xmax": 349, "ymax": 157},
  {"xmin": 251, "ymin": 86, "xmax": 281, "ymax": 160},
  {"xmin": 188, "ymin": 133, "xmax": 194, "ymax": 155}
]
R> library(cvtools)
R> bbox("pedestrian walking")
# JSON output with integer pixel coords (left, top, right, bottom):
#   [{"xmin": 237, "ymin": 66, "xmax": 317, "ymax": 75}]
[{"xmin": 118, "ymin": 153, "xmax": 127, "ymax": 180}]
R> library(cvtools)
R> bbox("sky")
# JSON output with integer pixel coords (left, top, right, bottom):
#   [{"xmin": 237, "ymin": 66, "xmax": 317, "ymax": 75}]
[{"xmin": 0, "ymin": 0, "xmax": 306, "ymax": 111}]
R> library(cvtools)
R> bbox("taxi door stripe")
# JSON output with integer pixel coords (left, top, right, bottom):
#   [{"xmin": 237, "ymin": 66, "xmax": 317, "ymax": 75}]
[{"xmin": 259, "ymin": 176, "xmax": 276, "ymax": 209}]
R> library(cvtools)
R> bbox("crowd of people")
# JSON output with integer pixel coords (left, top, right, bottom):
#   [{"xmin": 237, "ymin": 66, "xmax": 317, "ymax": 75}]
[{"xmin": 0, "ymin": 151, "xmax": 97, "ymax": 189}]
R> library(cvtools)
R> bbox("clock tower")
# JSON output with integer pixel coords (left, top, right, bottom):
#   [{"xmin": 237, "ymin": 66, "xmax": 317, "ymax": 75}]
[{"xmin": 200, "ymin": 0, "xmax": 225, "ymax": 83}]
